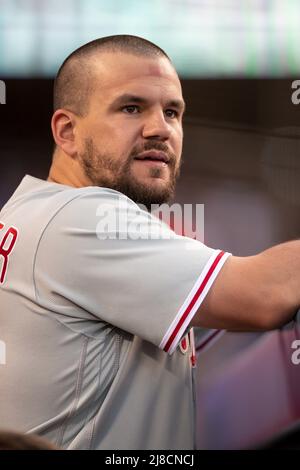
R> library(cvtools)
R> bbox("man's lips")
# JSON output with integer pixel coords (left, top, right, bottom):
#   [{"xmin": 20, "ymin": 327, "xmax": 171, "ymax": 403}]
[{"xmin": 134, "ymin": 151, "xmax": 170, "ymax": 164}]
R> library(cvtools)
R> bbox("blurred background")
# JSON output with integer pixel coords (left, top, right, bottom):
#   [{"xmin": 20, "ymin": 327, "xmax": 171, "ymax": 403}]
[
  {"xmin": 1, "ymin": 0, "xmax": 300, "ymax": 450},
  {"xmin": 1, "ymin": 0, "xmax": 300, "ymax": 255}
]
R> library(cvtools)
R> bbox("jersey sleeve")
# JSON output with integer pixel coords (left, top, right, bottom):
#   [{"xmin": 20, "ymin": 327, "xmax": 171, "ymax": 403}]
[{"xmin": 34, "ymin": 188, "xmax": 231, "ymax": 354}]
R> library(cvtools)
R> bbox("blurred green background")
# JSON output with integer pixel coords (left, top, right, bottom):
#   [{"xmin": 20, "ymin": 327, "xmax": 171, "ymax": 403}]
[{"xmin": 0, "ymin": 0, "xmax": 300, "ymax": 78}]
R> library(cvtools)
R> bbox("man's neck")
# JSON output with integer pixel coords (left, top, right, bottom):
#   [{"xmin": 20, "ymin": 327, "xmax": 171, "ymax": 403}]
[{"xmin": 47, "ymin": 152, "xmax": 92, "ymax": 188}]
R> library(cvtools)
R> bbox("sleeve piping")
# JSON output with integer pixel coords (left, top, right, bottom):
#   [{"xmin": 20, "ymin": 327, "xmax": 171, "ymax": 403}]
[{"xmin": 159, "ymin": 250, "xmax": 231, "ymax": 355}]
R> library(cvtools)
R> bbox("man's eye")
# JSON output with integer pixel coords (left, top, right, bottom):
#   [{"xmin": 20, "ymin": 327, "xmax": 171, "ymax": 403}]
[
  {"xmin": 122, "ymin": 105, "xmax": 139, "ymax": 114},
  {"xmin": 165, "ymin": 109, "xmax": 178, "ymax": 118}
]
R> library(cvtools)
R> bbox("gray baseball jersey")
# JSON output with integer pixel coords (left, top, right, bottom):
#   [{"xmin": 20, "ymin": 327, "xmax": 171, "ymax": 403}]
[{"xmin": 0, "ymin": 175, "xmax": 230, "ymax": 449}]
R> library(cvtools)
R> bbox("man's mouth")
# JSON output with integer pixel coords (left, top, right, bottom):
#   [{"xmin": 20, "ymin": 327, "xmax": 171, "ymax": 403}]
[{"xmin": 134, "ymin": 151, "xmax": 170, "ymax": 164}]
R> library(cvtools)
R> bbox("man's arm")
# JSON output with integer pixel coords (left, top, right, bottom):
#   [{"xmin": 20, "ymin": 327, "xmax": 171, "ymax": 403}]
[{"xmin": 192, "ymin": 240, "xmax": 300, "ymax": 331}]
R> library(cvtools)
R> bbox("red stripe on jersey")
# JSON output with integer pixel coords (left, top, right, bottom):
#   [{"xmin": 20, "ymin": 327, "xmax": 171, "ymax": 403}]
[{"xmin": 164, "ymin": 250, "xmax": 226, "ymax": 353}]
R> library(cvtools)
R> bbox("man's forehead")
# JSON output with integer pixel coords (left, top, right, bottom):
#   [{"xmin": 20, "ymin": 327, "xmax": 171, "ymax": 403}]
[
  {"xmin": 142, "ymin": 61, "xmax": 173, "ymax": 78},
  {"xmin": 92, "ymin": 52, "xmax": 181, "ymax": 89}
]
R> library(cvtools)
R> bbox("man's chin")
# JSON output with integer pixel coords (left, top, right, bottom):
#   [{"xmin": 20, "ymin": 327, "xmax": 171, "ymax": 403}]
[{"xmin": 117, "ymin": 179, "xmax": 175, "ymax": 210}]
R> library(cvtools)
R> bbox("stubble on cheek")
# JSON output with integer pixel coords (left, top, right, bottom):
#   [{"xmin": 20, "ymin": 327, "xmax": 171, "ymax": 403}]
[
  {"xmin": 79, "ymin": 137, "xmax": 182, "ymax": 207},
  {"xmin": 79, "ymin": 137, "xmax": 124, "ymax": 186}
]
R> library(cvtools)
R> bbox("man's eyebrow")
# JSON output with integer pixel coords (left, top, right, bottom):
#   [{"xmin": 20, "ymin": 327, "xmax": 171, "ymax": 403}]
[
  {"xmin": 167, "ymin": 99, "xmax": 186, "ymax": 114},
  {"xmin": 110, "ymin": 94, "xmax": 186, "ymax": 113}
]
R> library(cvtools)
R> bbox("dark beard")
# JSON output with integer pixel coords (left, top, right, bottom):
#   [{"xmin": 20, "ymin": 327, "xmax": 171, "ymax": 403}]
[{"xmin": 79, "ymin": 138, "xmax": 181, "ymax": 211}]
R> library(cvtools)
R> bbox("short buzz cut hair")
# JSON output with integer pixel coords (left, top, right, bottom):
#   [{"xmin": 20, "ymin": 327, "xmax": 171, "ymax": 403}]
[{"xmin": 53, "ymin": 35, "xmax": 171, "ymax": 117}]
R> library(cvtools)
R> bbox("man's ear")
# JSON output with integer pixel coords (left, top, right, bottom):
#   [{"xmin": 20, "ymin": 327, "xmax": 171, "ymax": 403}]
[{"xmin": 51, "ymin": 109, "xmax": 78, "ymax": 158}]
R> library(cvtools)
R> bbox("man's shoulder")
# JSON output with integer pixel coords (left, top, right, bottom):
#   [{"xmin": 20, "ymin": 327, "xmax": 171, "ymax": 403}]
[
  {"xmin": 17, "ymin": 176, "xmax": 139, "ymax": 218},
  {"xmin": 68, "ymin": 185, "xmax": 135, "ymax": 204},
  {"xmin": 54, "ymin": 185, "xmax": 139, "ymax": 220},
  {"xmin": 36, "ymin": 183, "xmax": 141, "ymax": 236},
  {"xmin": 6, "ymin": 175, "xmax": 134, "ymax": 208}
]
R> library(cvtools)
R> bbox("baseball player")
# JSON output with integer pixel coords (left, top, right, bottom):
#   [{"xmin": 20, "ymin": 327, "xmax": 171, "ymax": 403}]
[{"xmin": 0, "ymin": 35, "xmax": 299, "ymax": 450}]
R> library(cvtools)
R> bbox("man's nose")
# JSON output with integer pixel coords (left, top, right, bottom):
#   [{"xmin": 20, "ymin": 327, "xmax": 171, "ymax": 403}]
[{"xmin": 142, "ymin": 111, "xmax": 171, "ymax": 141}]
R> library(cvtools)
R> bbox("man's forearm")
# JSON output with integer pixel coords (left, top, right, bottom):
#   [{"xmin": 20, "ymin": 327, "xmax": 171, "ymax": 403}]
[
  {"xmin": 257, "ymin": 240, "xmax": 300, "ymax": 327},
  {"xmin": 193, "ymin": 240, "xmax": 300, "ymax": 331}
]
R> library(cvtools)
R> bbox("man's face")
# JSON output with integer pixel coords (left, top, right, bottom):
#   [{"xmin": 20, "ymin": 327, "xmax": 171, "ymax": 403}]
[{"xmin": 76, "ymin": 52, "xmax": 184, "ymax": 208}]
